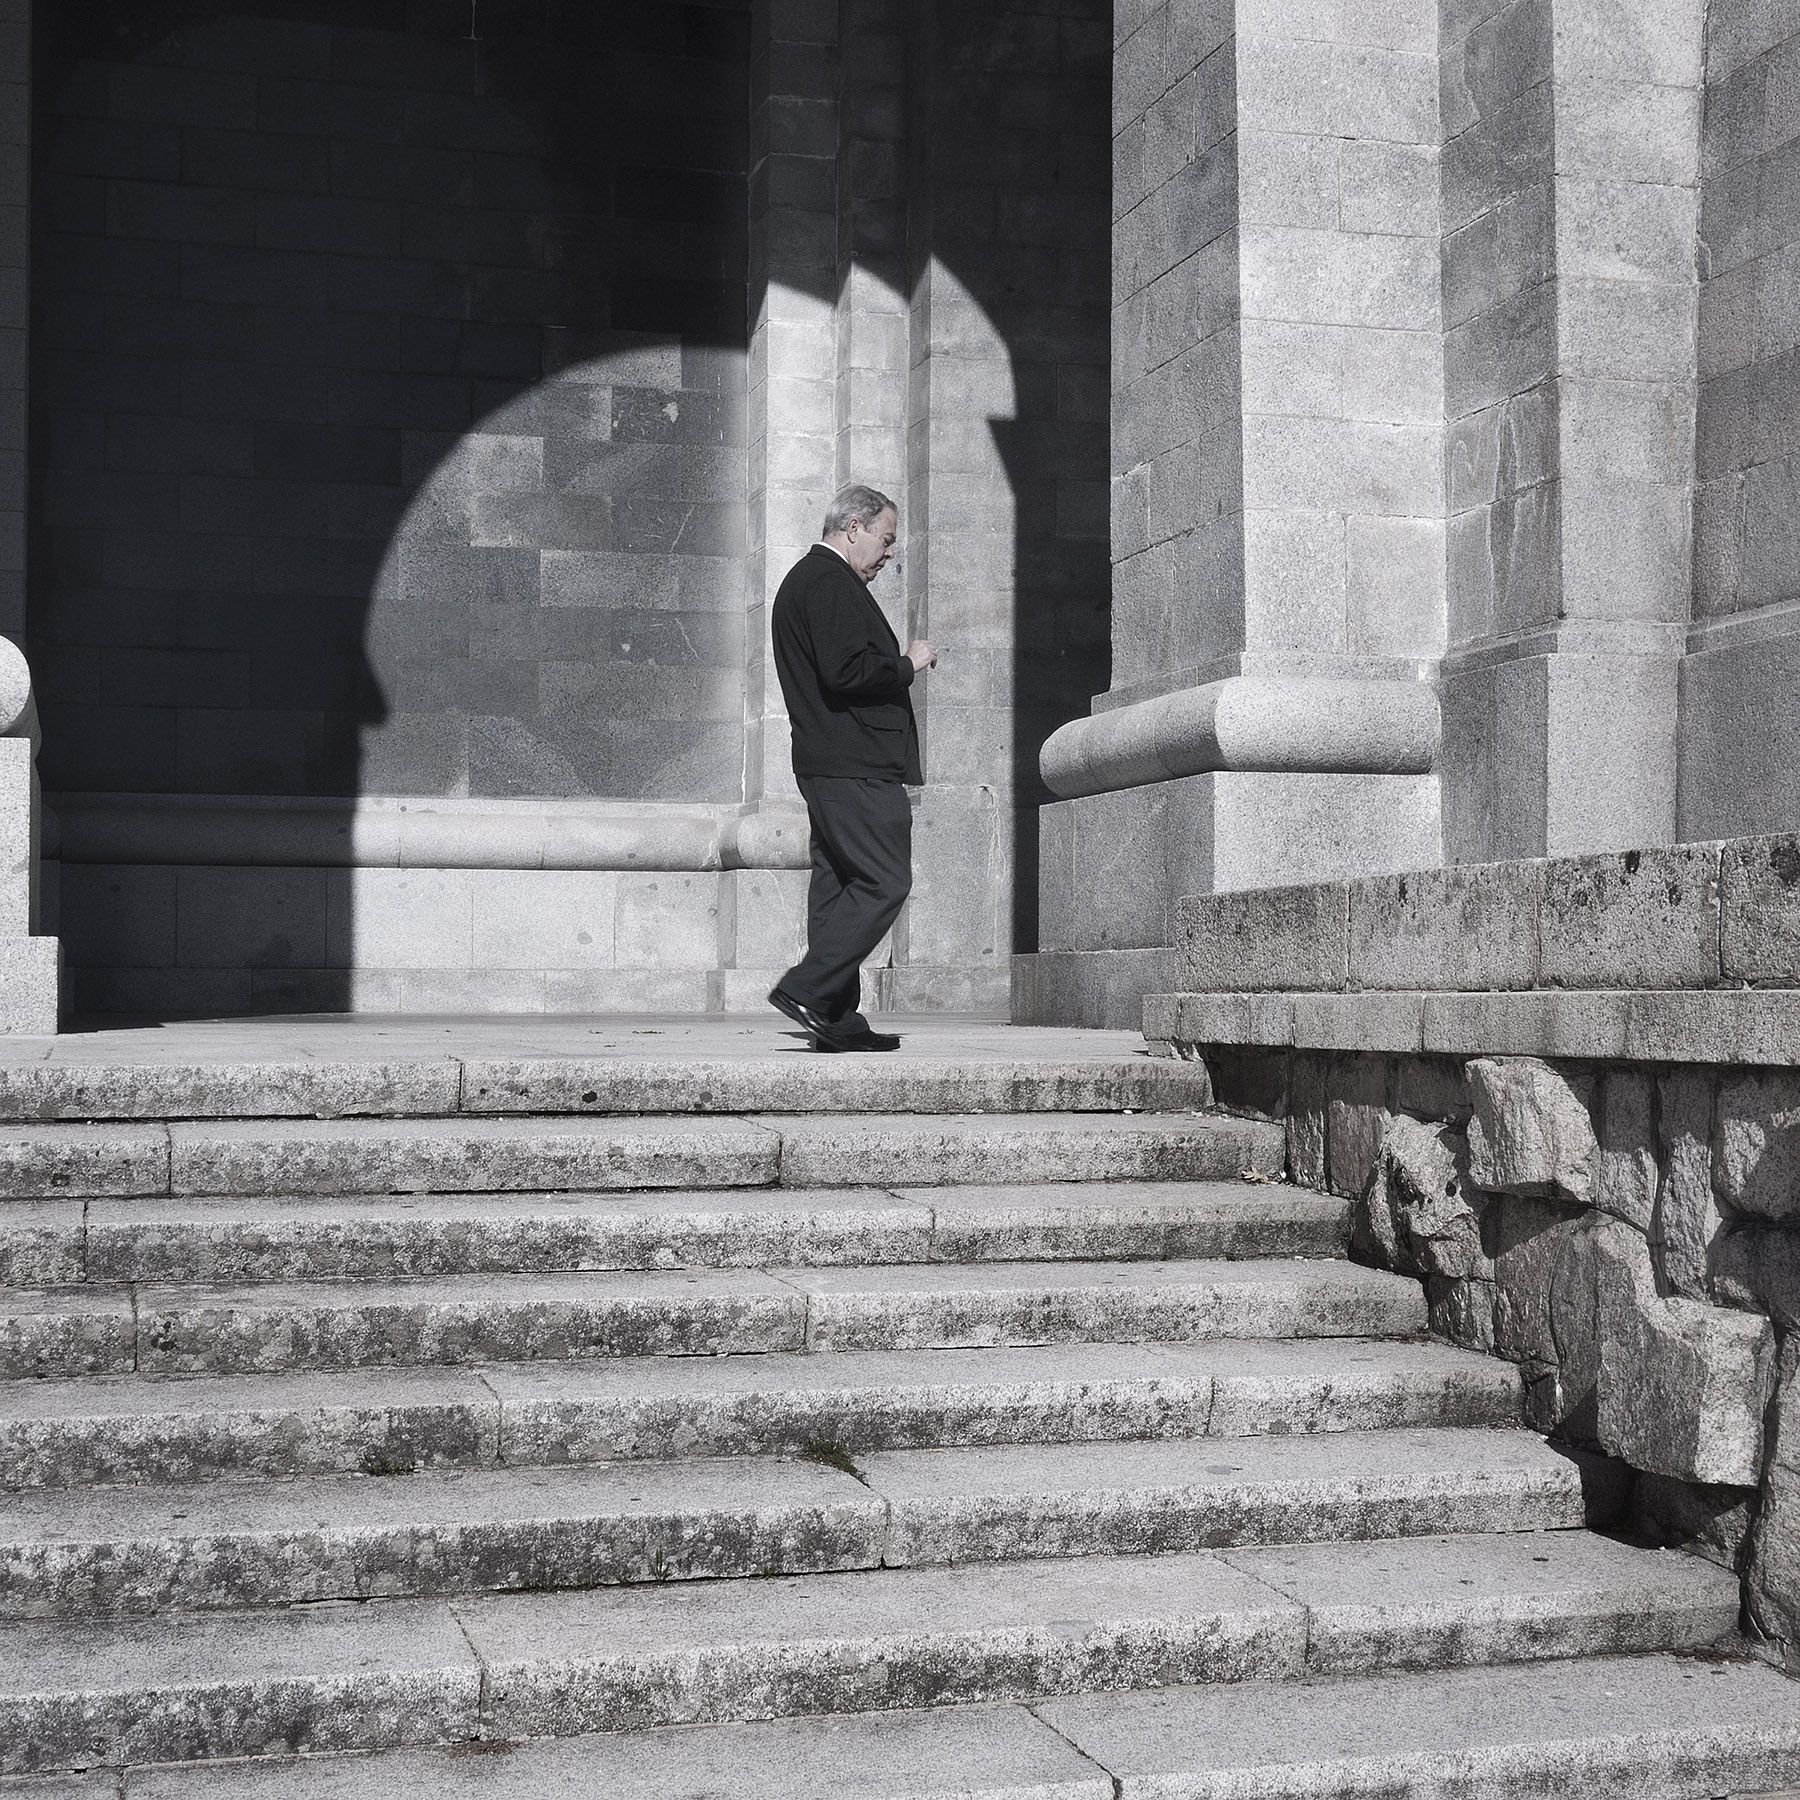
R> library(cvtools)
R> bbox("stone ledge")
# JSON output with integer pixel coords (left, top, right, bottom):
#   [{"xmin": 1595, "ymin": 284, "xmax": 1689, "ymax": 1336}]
[
  {"xmin": 49, "ymin": 793, "xmax": 813, "ymax": 874},
  {"xmin": 1145, "ymin": 988, "xmax": 1800, "ymax": 1067},
  {"xmin": 1175, "ymin": 836, "xmax": 1800, "ymax": 994}
]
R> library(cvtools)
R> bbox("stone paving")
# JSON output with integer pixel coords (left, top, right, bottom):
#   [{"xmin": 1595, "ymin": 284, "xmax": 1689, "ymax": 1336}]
[{"xmin": 0, "ymin": 1018, "xmax": 1790, "ymax": 1794}]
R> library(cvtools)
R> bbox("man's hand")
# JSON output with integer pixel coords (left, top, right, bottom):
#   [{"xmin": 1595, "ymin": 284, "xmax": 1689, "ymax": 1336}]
[{"xmin": 907, "ymin": 639, "xmax": 938, "ymax": 672}]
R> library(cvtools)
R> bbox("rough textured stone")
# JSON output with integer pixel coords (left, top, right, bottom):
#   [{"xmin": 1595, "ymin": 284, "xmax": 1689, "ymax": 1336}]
[
  {"xmin": 1713, "ymin": 1225, "xmax": 1800, "ymax": 1331},
  {"xmin": 1594, "ymin": 1069, "xmax": 1659, "ymax": 1233},
  {"xmin": 133, "ymin": 1270, "xmax": 807, "ymax": 1376},
  {"xmin": 1722, "ymin": 834, "xmax": 1800, "ymax": 986},
  {"xmin": 0, "ymin": 1368, "xmax": 502, "ymax": 1492},
  {"xmin": 1392, "ymin": 1057, "xmax": 1471, "ymax": 1125},
  {"xmin": 467, "ymin": 1552, "xmax": 1307, "ymax": 1738},
  {"xmin": 1465, "ymin": 1058, "xmax": 1598, "ymax": 1203},
  {"xmin": 462, "ymin": 1057, "xmax": 1218, "ymax": 1119},
  {"xmin": 1325, "ymin": 1055, "xmax": 1390, "ymax": 1200},
  {"xmin": 1348, "ymin": 863, "xmax": 1542, "ymax": 992},
  {"xmin": 1715, "ymin": 1070, "xmax": 1800, "ymax": 1222},
  {"xmin": 1287, "ymin": 1053, "xmax": 1329, "ymax": 1190},
  {"xmin": 783, "ymin": 1259, "xmax": 1426, "ymax": 1354},
  {"xmin": 1225, "ymin": 1528, "xmax": 1733, "ymax": 1675},
  {"xmin": 1540, "ymin": 844, "xmax": 1722, "ymax": 989},
  {"xmin": 165, "ymin": 1118, "xmax": 781, "ymax": 1200},
  {"xmin": 863, "ymin": 1429, "xmax": 1603, "ymax": 1568},
  {"xmin": 0, "ymin": 1126, "xmax": 168, "ymax": 1201},
  {"xmin": 771, "ymin": 1113, "xmax": 1286, "ymax": 1189},
  {"xmin": 0, "ymin": 1600, "xmax": 481, "ymax": 1774},
  {"xmin": 1594, "ymin": 1230, "xmax": 1775, "ymax": 1486},
  {"xmin": 0, "ymin": 1458, "xmax": 883, "ymax": 1618},
  {"xmin": 1040, "ymin": 1654, "xmax": 1800, "ymax": 1798},
  {"xmin": 1354, "ymin": 1114, "xmax": 1485, "ymax": 1282},
  {"xmin": 1633, "ymin": 1469, "xmax": 1757, "ymax": 1575},
  {"xmin": 1485, "ymin": 1194, "xmax": 1594, "ymax": 1433},
  {"xmin": 1751, "ymin": 1352, "xmax": 1800, "ymax": 1665},
  {"xmin": 126, "ymin": 1707, "xmax": 1115, "ymax": 1800},
  {"xmin": 1658, "ymin": 1067, "xmax": 1724, "ymax": 1297},
  {"xmin": 1176, "ymin": 883, "xmax": 1349, "ymax": 994}
]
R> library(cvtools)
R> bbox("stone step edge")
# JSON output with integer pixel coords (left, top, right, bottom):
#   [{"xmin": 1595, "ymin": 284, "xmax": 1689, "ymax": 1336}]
[
  {"xmin": 0, "ymin": 1181, "xmax": 1352, "ymax": 1288},
  {"xmin": 0, "ymin": 1538, "xmax": 1740, "ymax": 1775},
  {"xmin": 0, "ymin": 1335, "xmax": 1520, "ymax": 1491},
  {"xmin": 39, "ymin": 1654, "xmax": 1800, "ymax": 1800},
  {"xmin": 0, "ymin": 1111, "xmax": 1283, "ymax": 1202},
  {"xmin": 0, "ymin": 1054, "xmax": 1219, "ymax": 1124},
  {"xmin": 0, "ymin": 1426, "xmax": 1605, "ymax": 1617},
  {"xmin": 0, "ymin": 1256, "xmax": 1427, "ymax": 1382}
]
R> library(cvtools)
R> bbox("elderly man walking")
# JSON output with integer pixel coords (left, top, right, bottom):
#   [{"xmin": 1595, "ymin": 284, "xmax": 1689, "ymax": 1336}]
[{"xmin": 767, "ymin": 484, "xmax": 936, "ymax": 1052}]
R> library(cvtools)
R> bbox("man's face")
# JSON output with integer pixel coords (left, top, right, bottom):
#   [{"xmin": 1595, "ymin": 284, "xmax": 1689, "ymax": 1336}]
[{"xmin": 844, "ymin": 509, "xmax": 898, "ymax": 584}]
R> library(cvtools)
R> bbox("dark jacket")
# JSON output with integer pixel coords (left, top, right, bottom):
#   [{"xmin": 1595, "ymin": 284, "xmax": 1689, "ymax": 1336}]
[{"xmin": 771, "ymin": 545, "xmax": 923, "ymax": 784}]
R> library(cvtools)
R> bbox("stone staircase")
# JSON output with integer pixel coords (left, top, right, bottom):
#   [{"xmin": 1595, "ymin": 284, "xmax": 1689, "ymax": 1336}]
[{"xmin": 0, "ymin": 1038, "xmax": 1796, "ymax": 1795}]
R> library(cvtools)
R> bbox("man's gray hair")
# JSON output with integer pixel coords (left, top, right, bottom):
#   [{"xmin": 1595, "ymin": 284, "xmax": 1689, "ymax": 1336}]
[{"xmin": 822, "ymin": 483, "xmax": 896, "ymax": 536}]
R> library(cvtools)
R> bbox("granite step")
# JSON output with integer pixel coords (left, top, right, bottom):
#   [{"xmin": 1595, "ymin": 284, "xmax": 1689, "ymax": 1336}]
[
  {"xmin": 5, "ymin": 1257, "xmax": 1425, "ymax": 1379},
  {"xmin": 0, "ymin": 1112, "xmax": 1283, "ymax": 1201},
  {"xmin": 0, "ymin": 1533, "xmax": 1739, "ymax": 1773},
  {"xmin": 1036, "ymin": 1654, "xmax": 1800, "ymax": 1798},
  {"xmin": 0, "ymin": 1426, "xmax": 1601, "ymax": 1617},
  {"xmin": 22, "ymin": 1182, "xmax": 1349, "ymax": 1285},
  {"xmin": 0, "ymin": 1048, "xmax": 1216, "ymax": 1123},
  {"xmin": 20, "ymin": 1654, "xmax": 1800, "ymax": 1798},
  {"xmin": 0, "ymin": 1336, "xmax": 1520, "ymax": 1491}
]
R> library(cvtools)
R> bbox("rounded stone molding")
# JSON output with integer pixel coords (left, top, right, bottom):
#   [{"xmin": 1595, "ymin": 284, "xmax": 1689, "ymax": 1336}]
[
  {"xmin": 0, "ymin": 635, "xmax": 35, "ymax": 744},
  {"xmin": 1038, "ymin": 676, "xmax": 1441, "ymax": 801}
]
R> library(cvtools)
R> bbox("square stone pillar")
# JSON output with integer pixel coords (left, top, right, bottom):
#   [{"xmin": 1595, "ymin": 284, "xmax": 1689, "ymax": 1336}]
[
  {"xmin": 1025, "ymin": 0, "xmax": 1445, "ymax": 1022},
  {"xmin": 1438, "ymin": 0, "xmax": 1703, "ymax": 861}
]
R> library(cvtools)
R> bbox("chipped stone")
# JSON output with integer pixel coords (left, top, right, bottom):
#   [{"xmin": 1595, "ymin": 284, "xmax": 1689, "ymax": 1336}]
[{"xmin": 1466, "ymin": 1058, "xmax": 1598, "ymax": 1204}]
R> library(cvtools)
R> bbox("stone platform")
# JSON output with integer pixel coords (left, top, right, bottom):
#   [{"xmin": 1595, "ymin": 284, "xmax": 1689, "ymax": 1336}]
[{"xmin": 0, "ymin": 1012, "xmax": 1793, "ymax": 1796}]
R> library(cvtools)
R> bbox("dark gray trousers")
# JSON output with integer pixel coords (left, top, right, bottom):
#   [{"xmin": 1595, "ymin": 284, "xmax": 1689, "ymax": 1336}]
[{"xmin": 780, "ymin": 775, "xmax": 912, "ymax": 1029}]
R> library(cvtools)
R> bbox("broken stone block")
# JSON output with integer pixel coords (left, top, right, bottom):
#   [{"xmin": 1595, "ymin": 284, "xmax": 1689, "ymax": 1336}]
[
  {"xmin": 1354, "ymin": 1113, "xmax": 1487, "ymax": 1283},
  {"xmin": 1656, "ymin": 1068, "xmax": 1722, "ymax": 1297},
  {"xmin": 1466, "ymin": 1057, "xmax": 1598, "ymax": 1204},
  {"xmin": 1594, "ymin": 1229, "xmax": 1775, "ymax": 1487},
  {"xmin": 1715, "ymin": 1069, "xmax": 1800, "ymax": 1222},
  {"xmin": 1594, "ymin": 1070, "xmax": 1657, "ymax": 1233}
]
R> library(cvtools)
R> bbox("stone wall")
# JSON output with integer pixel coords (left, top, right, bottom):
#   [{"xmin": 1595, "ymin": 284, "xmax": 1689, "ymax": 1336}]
[
  {"xmin": 30, "ymin": 0, "xmax": 751, "ymax": 806},
  {"xmin": 1683, "ymin": 0, "xmax": 1800, "ymax": 839},
  {"xmin": 17, "ymin": 0, "xmax": 1112, "ymax": 1019},
  {"xmin": 1147, "ymin": 835, "xmax": 1800, "ymax": 1668}
]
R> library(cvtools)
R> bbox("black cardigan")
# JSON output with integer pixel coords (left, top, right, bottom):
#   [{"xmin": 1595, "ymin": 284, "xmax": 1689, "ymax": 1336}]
[{"xmin": 771, "ymin": 545, "xmax": 923, "ymax": 784}]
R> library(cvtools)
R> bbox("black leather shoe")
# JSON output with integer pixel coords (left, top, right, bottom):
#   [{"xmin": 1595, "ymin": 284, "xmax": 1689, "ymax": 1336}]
[
  {"xmin": 767, "ymin": 986, "xmax": 852, "ymax": 1047},
  {"xmin": 818, "ymin": 1028, "xmax": 901, "ymax": 1053}
]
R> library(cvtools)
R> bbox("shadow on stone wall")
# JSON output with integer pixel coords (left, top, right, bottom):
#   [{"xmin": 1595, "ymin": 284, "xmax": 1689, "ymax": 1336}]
[
  {"xmin": 29, "ymin": 0, "xmax": 1108, "ymax": 1016},
  {"xmin": 32, "ymin": 0, "xmax": 754, "ymax": 1013}
]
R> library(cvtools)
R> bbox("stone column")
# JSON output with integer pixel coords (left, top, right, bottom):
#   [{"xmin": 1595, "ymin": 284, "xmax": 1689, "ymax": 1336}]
[
  {"xmin": 0, "ymin": 638, "xmax": 61, "ymax": 1032},
  {"xmin": 1438, "ymin": 0, "xmax": 1704, "ymax": 862},
  {"xmin": 1021, "ymin": 0, "xmax": 1443, "ymax": 1025}
]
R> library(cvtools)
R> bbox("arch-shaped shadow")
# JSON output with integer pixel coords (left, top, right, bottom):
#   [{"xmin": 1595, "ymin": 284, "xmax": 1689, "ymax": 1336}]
[{"xmin": 29, "ymin": 0, "xmax": 1108, "ymax": 1016}]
